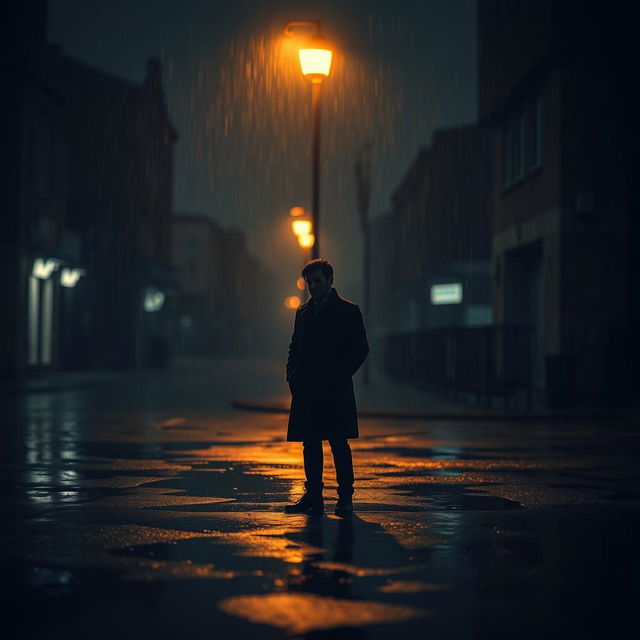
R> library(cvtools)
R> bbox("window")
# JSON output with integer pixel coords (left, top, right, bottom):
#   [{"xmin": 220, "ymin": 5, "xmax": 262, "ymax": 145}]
[
  {"xmin": 529, "ymin": 98, "xmax": 542, "ymax": 169},
  {"xmin": 501, "ymin": 96, "xmax": 542, "ymax": 191},
  {"xmin": 511, "ymin": 112, "xmax": 525, "ymax": 181},
  {"xmin": 502, "ymin": 123, "xmax": 512, "ymax": 188}
]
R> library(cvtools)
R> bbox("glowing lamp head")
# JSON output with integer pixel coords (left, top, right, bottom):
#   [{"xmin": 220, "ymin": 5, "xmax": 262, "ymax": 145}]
[
  {"xmin": 298, "ymin": 233, "xmax": 315, "ymax": 249},
  {"xmin": 289, "ymin": 206, "xmax": 305, "ymax": 217},
  {"xmin": 291, "ymin": 220, "xmax": 312, "ymax": 236},
  {"xmin": 32, "ymin": 258, "xmax": 60, "ymax": 280},
  {"xmin": 60, "ymin": 268, "xmax": 86, "ymax": 288},
  {"xmin": 298, "ymin": 38, "xmax": 332, "ymax": 78}
]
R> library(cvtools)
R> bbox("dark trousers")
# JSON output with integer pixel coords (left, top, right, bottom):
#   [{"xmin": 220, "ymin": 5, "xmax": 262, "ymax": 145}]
[{"xmin": 303, "ymin": 439, "xmax": 354, "ymax": 497}]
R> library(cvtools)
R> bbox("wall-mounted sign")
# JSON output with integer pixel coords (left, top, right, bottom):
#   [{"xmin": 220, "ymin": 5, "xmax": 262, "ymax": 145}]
[{"xmin": 431, "ymin": 283, "xmax": 463, "ymax": 305}]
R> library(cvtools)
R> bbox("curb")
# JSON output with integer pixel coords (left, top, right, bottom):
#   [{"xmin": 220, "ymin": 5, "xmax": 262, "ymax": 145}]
[{"xmin": 230, "ymin": 399, "xmax": 618, "ymax": 422}]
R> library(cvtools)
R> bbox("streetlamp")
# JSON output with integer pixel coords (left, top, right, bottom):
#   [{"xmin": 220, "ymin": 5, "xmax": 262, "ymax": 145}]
[
  {"xmin": 284, "ymin": 21, "xmax": 333, "ymax": 259},
  {"xmin": 290, "ymin": 207, "xmax": 314, "ymax": 301}
]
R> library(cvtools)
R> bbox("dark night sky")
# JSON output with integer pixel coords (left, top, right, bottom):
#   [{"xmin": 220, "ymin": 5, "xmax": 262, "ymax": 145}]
[{"xmin": 49, "ymin": 0, "xmax": 476, "ymax": 299}]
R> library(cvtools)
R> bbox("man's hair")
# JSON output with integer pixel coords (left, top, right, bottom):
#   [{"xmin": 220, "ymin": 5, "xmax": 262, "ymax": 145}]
[{"xmin": 302, "ymin": 258, "xmax": 334, "ymax": 280}]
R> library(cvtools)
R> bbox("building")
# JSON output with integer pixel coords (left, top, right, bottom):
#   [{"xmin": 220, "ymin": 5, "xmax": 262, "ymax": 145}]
[
  {"xmin": 478, "ymin": 0, "xmax": 638, "ymax": 403},
  {"xmin": 2, "ymin": 1, "xmax": 71, "ymax": 378},
  {"xmin": 388, "ymin": 125, "xmax": 493, "ymax": 332},
  {"xmin": 2, "ymin": 1, "xmax": 177, "ymax": 376},
  {"xmin": 46, "ymin": 52, "xmax": 178, "ymax": 370},
  {"xmin": 369, "ymin": 125, "xmax": 496, "ymax": 396},
  {"xmin": 171, "ymin": 215, "xmax": 278, "ymax": 357}
]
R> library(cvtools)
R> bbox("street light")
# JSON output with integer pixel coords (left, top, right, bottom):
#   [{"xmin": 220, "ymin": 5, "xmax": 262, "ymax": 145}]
[
  {"xmin": 297, "ymin": 234, "xmax": 315, "ymax": 249},
  {"xmin": 284, "ymin": 21, "xmax": 333, "ymax": 259},
  {"xmin": 291, "ymin": 219, "xmax": 312, "ymax": 237}
]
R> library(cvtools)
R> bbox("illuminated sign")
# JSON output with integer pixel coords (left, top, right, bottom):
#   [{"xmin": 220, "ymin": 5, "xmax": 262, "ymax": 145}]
[{"xmin": 431, "ymin": 283, "xmax": 463, "ymax": 305}]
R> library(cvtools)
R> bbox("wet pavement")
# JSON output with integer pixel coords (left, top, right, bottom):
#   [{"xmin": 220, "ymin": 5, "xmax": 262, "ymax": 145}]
[{"xmin": 1, "ymin": 358, "xmax": 639, "ymax": 639}]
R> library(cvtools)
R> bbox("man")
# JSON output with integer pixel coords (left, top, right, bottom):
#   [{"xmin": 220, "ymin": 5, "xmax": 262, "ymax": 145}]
[{"xmin": 285, "ymin": 258, "xmax": 369, "ymax": 516}]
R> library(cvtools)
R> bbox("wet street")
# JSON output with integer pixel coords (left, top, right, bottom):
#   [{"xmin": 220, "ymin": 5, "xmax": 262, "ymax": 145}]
[{"xmin": 1, "ymin": 358, "xmax": 638, "ymax": 639}]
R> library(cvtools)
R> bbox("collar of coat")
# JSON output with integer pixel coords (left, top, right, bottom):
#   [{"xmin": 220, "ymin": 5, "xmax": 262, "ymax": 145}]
[{"xmin": 300, "ymin": 287, "xmax": 339, "ymax": 315}]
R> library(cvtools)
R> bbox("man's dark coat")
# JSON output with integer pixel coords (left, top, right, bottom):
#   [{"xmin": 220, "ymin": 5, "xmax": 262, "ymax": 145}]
[{"xmin": 286, "ymin": 288, "xmax": 369, "ymax": 442}]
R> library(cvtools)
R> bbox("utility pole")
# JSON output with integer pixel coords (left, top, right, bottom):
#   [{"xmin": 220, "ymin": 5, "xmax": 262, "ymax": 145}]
[{"xmin": 355, "ymin": 142, "xmax": 371, "ymax": 385}]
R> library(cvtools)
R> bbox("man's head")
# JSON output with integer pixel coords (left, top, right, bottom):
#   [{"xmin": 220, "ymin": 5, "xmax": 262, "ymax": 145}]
[{"xmin": 301, "ymin": 258, "xmax": 334, "ymax": 300}]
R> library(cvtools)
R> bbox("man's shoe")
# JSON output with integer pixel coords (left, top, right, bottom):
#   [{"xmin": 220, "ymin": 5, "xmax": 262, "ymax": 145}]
[
  {"xmin": 334, "ymin": 496, "xmax": 353, "ymax": 517},
  {"xmin": 284, "ymin": 492, "xmax": 324, "ymax": 514}
]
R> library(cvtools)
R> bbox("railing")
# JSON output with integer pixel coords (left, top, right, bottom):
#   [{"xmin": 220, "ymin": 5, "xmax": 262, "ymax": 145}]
[{"xmin": 384, "ymin": 326, "xmax": 533, "ymax": 410}]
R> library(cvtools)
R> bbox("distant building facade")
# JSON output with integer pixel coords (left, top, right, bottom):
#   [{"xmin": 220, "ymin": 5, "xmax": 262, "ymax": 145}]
[
  {"xmin": 3, "ymin": 2, "xmax": 71, "ymax": 378},
  {"xmin": 3, "ymin": 1, "xmax": 177, "ymax": 377},
  {"xmin": 371, "ymin": 125, "xmax": 492, "ymax": 341},
  {"xmin": 478, "ymin": 0, "xmax": 638, "ymax": 402},
  {"xmin": 47, "ymin": 53, "xmax": 177, "ymax": 370},
  {"xmin": 171, "ymin": 215, "xmax": 277, "ymax": 357}
]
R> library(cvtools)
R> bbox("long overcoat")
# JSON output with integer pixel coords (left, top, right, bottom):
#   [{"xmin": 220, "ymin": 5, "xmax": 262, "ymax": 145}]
[{"xmin": 286, "ymin": 288, "xmax": 369, "ymax": 441}]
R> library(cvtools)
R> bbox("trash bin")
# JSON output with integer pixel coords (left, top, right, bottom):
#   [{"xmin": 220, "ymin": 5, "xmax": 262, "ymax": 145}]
[{"xmin": 545, "ymin": 354, "xmax": 578, "ymax": 410}]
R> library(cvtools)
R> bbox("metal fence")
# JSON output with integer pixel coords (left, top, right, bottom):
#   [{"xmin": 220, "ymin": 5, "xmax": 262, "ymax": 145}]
[{"xmin": 384, "ymin": 326, "xmax": 533, "ymax": 409}]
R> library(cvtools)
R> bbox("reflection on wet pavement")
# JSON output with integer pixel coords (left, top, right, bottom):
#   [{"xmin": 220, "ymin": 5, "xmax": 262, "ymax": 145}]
[
  {"xmin": 1, "ymin": 369, "xmax": 639, "ymax": 638},
  {"xmin": 219, "ymin": 592, "xmax": 427, "ymax": 634}
]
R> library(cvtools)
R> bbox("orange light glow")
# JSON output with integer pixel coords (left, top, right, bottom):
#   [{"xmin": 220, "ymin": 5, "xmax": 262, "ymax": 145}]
[
  {"xmin": 284, "ymin": 296, "xmax": 301, "ymax": 309},
  {"xmin": 298, "ymin": 48, "xmax": 332, "ymax": 77},
  {"xmin": 218, "ymin": 593, "xmax": 425, "ymax": 635},
  {"xmin": 298, "ymin": 234, "xmax": 315, "ymax": 249},
  {"xmin": 289, "ymin": 206, "xmax": 305, "ymax": 217},
  {"xmin": 291, "ymin": 220, "xmax": 312, "ymax": 236},
  {"xmin": 296, "ymin": 277, "xmax": 306, "ymax": 291}
]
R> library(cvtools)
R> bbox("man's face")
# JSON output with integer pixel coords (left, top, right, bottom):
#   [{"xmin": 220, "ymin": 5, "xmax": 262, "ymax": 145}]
[{"xmin": 305, "ymin": 269, "xmax": 333, "ymax": 300}]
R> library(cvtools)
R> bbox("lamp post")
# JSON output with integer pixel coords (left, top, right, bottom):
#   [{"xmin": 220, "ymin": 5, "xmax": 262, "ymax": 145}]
[
  {"xmin": 284, "ymin": 21, "xmax": 333, "ymax": 259},
  {"xmin": 355, "ymin": 142, "xmax": 371, "ymax": 384}
]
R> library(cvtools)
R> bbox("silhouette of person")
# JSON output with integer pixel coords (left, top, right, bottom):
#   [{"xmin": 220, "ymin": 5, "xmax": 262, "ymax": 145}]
[{"xmin": 285, "ymin": 258, "xmax": 369, "ymax": 516}]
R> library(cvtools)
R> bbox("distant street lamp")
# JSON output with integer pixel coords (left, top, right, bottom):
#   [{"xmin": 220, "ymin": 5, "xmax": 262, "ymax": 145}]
[
  {"xmin": 297, "ymin": 233, "xmax": 315, "ymax": 249},
  {"xmin": 284, "ymin": 21, "xmax": 333, "ymax": 259},
  {"xmin": 284, "ymin": 296, "xmax": 301, "ymax": 310},
  {"xmin": 291, "ymin": 219, "xmax": 312, "ymax": 237}
]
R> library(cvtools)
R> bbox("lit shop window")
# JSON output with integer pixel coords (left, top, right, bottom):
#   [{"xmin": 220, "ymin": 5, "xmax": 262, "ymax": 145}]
[{"xmin": 144, "ymin": 288, "xmax": 165, "ymax": 312}]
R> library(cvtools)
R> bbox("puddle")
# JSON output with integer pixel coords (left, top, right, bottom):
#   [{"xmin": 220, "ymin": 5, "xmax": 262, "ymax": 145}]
[{"xmin": 218, "ymin": 592, "xmax": 427, "ymax": 634}]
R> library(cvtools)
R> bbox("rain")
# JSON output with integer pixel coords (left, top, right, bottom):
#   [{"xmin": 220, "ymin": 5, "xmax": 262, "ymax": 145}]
[{"xmin": 3, "ymin": 1, "xmax": 639, "ymax": 638}]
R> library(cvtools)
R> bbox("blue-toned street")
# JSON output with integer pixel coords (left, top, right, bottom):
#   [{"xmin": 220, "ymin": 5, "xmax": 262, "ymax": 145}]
[{"xmin": 1, "ymin": 359, "xmax": 638, "ymax": 639}]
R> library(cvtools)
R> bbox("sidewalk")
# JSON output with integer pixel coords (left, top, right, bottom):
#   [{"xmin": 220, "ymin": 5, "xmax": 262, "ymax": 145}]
[
  {"xmin": 1, "ymin": 359, "xmax": 630, "ymax": 422},
  {"xmin": 231, "ymin": 370, "xmax": 629, "ymax": 422},
  {"xmin": 0, "ymin": 369, "xmax": 135, "ymax": 396}
]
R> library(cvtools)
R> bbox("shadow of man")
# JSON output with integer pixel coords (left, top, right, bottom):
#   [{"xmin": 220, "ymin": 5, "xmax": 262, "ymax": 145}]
[{"xmin": 287, "ymin": 515, "xmax": 355, "ymax": 599}]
